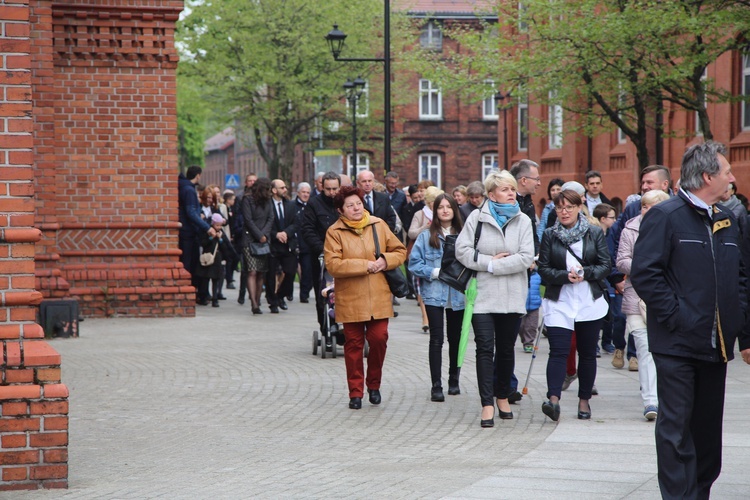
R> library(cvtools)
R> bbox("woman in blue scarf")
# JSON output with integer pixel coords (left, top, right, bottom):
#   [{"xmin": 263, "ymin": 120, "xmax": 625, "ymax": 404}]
[{"xmin": 455, "ymin": 170, "xmax": 535, "ymax": 427}]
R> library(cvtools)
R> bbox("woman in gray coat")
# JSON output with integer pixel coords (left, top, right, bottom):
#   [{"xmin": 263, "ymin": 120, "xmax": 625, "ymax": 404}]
[
  {"xmin": 456, "ymin": 170, "xmax": 535, "ymax": 427},
  {"xmin": 241, "ymin": 177, "xmax": 274, "ymax": 315}
]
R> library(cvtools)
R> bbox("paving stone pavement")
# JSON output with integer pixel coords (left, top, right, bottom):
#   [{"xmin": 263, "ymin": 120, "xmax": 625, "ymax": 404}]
[{"xmin": 11, "ymin": 283, "xmax": 750, "ymax": 499}]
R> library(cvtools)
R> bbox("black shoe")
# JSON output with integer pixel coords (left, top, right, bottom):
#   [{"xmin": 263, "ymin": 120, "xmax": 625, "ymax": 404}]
[
  {"xmin": 286, "ymin": 295, "xmax": 293, "ymax": 302},
  {"xmin": 270, "ymin": 306, "xmax": 279, "ymax": 314},
  {"xmin": 578, "ymin": 402, "xmax": 592, "ymax": 420},
  {"xmin": 405, "ymin": 293, "xmax": 416, "ymax": 300},
  {"xmin": 508, "ymin": 391, "xmax": 523, "ymax": 404},
  {"xmin": 542, "ymin": 400, "xmax": 561, "ymax": 422},
  {"xmin": 448, "ymin": 384, "xmax": 460, "ymax": 396},
  {"xmin": 480, "ymin": 418, "xmax": 494, "ymax": 428},
  {"xmin": 393, "ymin": 311, "xmax": 399, "ymax": 318},
  {"xmin": 212, "ymin": 301, "xmax": 219, "ymax": 308},
  {"xmin": 226, "ymin": 282, "xmax": 236, "ymax": 290},
  {"xmin": 197, "ymin": 299, "xmax": 209, "ymax": 306},
  {"xmin": 498, "ymin": 409, "xmax": 513, "ymax": 420},
  {"xmin": 349, "ymin": 397, "xmax": 362, "ymax": 410},
  {"xmin": 237, "ymin": 297, "xmax": 245, "ymax": 305},
  {"xmin": 300, "ymin": 297, "xmax": 309, "ymax": 303},
  {"xmin": 278, "ymin": 301, "xmax": 288, "ymax": 311},
  {"xmin": 368, "ymin": 389, "xmax": 381, "ymax": 405},
  {"xmin": 431, "ymin": 385, "xmax": 445, "ymax": 402},
  {"xmin": 252, "ymin": 307, "xmax": 262, "ymax": 315},
  {"xmin": 217, "ymin": 294, "xmax": 227, "ymax": 300}
]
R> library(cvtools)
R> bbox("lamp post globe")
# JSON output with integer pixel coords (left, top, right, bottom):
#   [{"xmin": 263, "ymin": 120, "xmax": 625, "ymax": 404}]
[{"xmin": 325, "ymin": 24, "xmax": 347, "ymax": 60}]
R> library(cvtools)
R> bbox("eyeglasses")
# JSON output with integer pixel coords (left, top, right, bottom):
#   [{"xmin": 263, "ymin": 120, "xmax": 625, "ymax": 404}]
[
  {"xmin": 605, "ymin": 216, "xmax": 616, "ymax": 219},
  {"xmin": 523, "ymin": 176, "xmax": 541, "ymax": 183},
  {"xmin": 554, "ymin": 205, "xmax": 578, "ymax": 213}
]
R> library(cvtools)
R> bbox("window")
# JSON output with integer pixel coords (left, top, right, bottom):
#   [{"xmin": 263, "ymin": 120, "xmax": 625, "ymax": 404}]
[
  {"xmin": 419, "ymin": 153, "xmax": 441, "ymax": 188},
  {"xmin": 518, "ymin": 92, "xmax": 528, "ymax": 151},
  {"xmin": 347, "ymin": 153, "xmax": 370, "ymax": 175},
  {"xmin": 744, "ymin": 55, "xmax": 750, "ymax": 130},
  {"xmin": 420, "ymin": 21, "xmax": 442, "ymax": 50},
  {"xmin": 548, "ymin": 91, "xmax": 563, "ymax": 149},
  {"xmin": 419, "ymin": 79, "xmax": 442, "ymax": 119},
  {"xmin": 696, "ymin": 68, "xmax": 707, "ymax": 136},
  {"xmin": 482, "ymin": 153, "xmax": 499, "ymax": 179},
  {"xmin": 483, "ymin": 80, "xmax": 499, "ymax": 120},
  {"xmin": 618, "ymin": 85, "xmax": 627, "ymax": 144},
  {"xmin": 518, "ymin": 2, "xmax": 529, "ymax": 33}
]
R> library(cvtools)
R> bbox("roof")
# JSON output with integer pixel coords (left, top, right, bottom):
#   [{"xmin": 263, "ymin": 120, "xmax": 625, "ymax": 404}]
[
  {"xmin": 204, "ymin": 127, "xmax": 235, "ymax": 153},
  {"xmin": 395, "ymin": 0, "xmax": 497, "ymax": 18}
]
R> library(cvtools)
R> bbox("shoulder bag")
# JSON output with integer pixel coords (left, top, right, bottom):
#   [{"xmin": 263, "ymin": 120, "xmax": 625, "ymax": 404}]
[
  {"xmin": 372, "ymin": 223, "xmax": 410, "ymax": 298},
  {"xmin": 249, "ymin": 240, "xmax": 270, "ymax": 256},
  {"xmin": 200, "ymin": 241, "xmax": 219, "ymax": 267},
  {"xmin": 438, "ymin": 221, "xmax": 483, "ymax": 293}
]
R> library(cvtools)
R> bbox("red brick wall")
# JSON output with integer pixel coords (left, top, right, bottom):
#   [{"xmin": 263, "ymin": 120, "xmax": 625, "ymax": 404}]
[
  {"xmin": 0, "ymin": 0, "xmax": 69, "ymax": 490},
  {"xmin": 31, "ymin": 0, "xmax": 192, "ymax": 317}
]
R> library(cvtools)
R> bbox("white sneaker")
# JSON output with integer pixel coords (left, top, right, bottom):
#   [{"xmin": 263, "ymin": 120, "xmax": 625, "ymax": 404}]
[{"xmin": 644, "ymin": 405, "xmax": 658, "ymax": 421}]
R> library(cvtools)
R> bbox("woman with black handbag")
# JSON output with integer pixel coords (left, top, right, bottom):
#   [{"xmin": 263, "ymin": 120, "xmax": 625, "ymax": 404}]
[
  {"xmin": 537, "ymin": 189, "xmax": 611, "ymax": 422},
  {"xmin": 241, "ymin": 177, "xmax": 274, "ymax": 315},
  {"xmin": 408, "ymin": 193, "xmax": 465, "ymax": 402},
  {"xmin": 455, "ymin": 170, "xmax": 535, "ymax": 427},
  {"xmin": 324, "ymin": 185, "xmax": 406, "ymax": 410}
]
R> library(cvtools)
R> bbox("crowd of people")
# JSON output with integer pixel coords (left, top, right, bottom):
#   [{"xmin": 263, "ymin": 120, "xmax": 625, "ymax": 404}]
[{"xmin": 178, "ymin": 141, "xmax": 750, "ymax": 499}]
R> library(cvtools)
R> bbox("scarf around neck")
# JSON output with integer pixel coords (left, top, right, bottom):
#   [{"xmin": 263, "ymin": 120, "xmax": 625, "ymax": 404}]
[
  {"xmin": 488, "ymin": 200, "xmax": 520, "ymax": 228},
  {"xmin": 422, "ymin": 205, "xmax": 433, "ymax": 222},
  {"xmin": 551, "ymin": 212, "xmax": 589, "ymax": 245},
  {"xmin": 340, "ymin": 211, "xmax": 371, "ymax": 235}
]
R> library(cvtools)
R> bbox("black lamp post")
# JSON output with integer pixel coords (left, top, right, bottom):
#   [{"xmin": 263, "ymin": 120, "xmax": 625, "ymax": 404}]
[
  {"xmin": 325, "ymin": 2, "xmax": 391, "ymax": 174},
  {"xmin": 344, "ymin": 76, "xmax": 367, "ymax": 179},
  {"xmin": 495, "ymin": 91, "xmax": 512, "ymax": 171}
]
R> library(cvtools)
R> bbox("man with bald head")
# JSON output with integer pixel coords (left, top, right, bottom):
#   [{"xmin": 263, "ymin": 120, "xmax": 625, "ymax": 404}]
[
  {"xmin": 356, "ymin": 170, "xmax": 397, "ymax": 233},
  {"xmin": 266, "ymin": 179, "xmax": 298, "ymax": 312}
]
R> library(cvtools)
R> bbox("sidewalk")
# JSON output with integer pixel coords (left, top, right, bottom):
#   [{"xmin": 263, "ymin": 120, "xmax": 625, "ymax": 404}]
[{"xmin": 14, "ymin": 284, "xmax": 750, "ymax": 499}]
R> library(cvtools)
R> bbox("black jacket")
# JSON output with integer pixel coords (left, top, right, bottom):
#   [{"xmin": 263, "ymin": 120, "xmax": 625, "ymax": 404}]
[
  {"xmin": 300, "ymin": 193, "xmax": 338, "ymax": 256},
  {"xmin": 631, "ymin": 192, "xmax": 748, "ymax": 362},
  {"xmin": 364, "ymin": 191, "xmax": 397, "ymax": 233},
  {"xmin": 517, "ymin": 193, "xmax": 539, "ymax": 254},
  {"xmin": 240, "ymin": 195, "xmax": 274, "ymax": 248},
  {"xmin": 270, "ymin": 198, "xmax": 297, "ymax": 255},
  {"xmin": 293, "ymin": 198, "xmax": 310, "ymax": 253},
  {"xmin": 401, "ymin": 200, "xmax": 424, "ymax": 240},
  {"xmin": 538, "ymin": 225, "xmax": 611, "ymax": 302}
]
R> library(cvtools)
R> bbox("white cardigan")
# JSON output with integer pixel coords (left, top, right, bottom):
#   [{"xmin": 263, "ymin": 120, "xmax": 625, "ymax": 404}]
[{"xmin": 455, "ymin": 205, "xmax": 535, "ymax": 315}]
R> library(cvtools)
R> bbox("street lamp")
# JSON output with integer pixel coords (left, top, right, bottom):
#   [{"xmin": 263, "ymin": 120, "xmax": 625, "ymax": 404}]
[
  {"xmin": 325, "ymin": 2, "xmax": 391, "ymax": 174},
  {"xmin": 495, "ymin": 90, "xmax": 512, "ymax": 171},
  {"xmin": 344, "ymin": 76, "xmax": 367, "ymax": 179}
]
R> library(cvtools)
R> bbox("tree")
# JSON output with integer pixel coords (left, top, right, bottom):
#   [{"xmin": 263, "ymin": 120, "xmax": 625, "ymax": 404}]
[
  {"xmin": 406, "ymin": 0, "xmax": 750, "ymax": 169},
  {"xmin": 177, "ymin": 71, "xmax": 208, "ymax": 170},
  {"xmin": 177, "ymin": 0, "xmax": 384, "ymax": 180}
]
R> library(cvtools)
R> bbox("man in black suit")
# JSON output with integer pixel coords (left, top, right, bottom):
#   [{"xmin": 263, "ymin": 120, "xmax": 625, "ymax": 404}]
[
  {"xmin": 357, "ymin": 170, "xmax": 397, "ymax": 233},
  {"xmin": 266, "ymin": 179, "xmax": 298, "ymax": 313}
]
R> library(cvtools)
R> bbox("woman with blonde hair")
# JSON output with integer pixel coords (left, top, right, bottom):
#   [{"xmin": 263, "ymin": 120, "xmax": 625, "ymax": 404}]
[
  {"xmin": 616, "ymin": 189, "xmax": 670, "ymax": 421},
  {"xmin": 456, "ymin": 170, "xmax": 535, "ymax": 427}
]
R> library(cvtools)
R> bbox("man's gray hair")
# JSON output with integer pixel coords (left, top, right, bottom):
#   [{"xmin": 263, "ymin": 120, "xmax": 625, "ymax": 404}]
[
  {"xmin": 315, "ymin": 171, "xmax": 326, "ymax": 180},
  {"xmin": 509, "ymin": 159, "xmax": 540, "ymax": 180},
  {"xmin": 322, "ymin": 171, "xmax": 341, "ymax": 184},
  {"xmin": 466, "ymin": 180, "xmax": 485, "ymax": 197},
  {"xmin": 680, "ymin": 141, "xmax": 727, "ymax": 191},
  {"xmin": 385, "ymin": 171, "xmax": 399, "ymax": 180},
  {"xmin": 297, "ymin": 182, "xmax": 311, "ymax": 190}
]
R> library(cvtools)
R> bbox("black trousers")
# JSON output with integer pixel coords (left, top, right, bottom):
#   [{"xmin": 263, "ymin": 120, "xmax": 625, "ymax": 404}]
[
  {"xmin": 546, "ymin": 319, "xmax": 602, "ymax": 400},
  {"xmin": 311, "ymin": 255, "xmax": 326, "ymax": 333},
  {"xmin": 178, "ymin": 234, "xmax": 200, "ymax": 292},
  {"xmin": 297, "ymin": 252, "xmax": 313, "ymax": 300},
  {"xmin": 652, "ymin": 353, "xmax": 727, "ymax": 500},
  {"xmin": 424, "ymin": 305, "xmax": 463, "ymax": 386},
  {"xmin": 472, "ymin": 313, "xmax": 521, "ymax": 406},
  {"xmin": 265, "ymin": 251, "xmax": 298, "ymax": 307}
]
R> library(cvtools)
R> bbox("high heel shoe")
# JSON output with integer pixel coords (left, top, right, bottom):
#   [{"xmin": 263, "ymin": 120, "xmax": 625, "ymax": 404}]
[
  {"xmin": 252, "ymin": 307, "xmax": 262, "ymax": 315},
  {"xmin": 578, "ymin": 401, "xmax": 592, "ymax": 420},
  {"xmin": 542, "ymin": 400, "xmax": 561, "ymax": 421},
  {"xmin": 497, "ymin": 399, "xmax": 513, "ymax": 420},
  {"xmin": 480, "ymin": 406, "xmax": 494, "ymax": 428}
]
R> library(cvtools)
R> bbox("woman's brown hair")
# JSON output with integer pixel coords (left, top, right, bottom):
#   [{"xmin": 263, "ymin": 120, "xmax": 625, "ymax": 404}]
[{"xmin": 428, "ymin": 194, "xmax": 463, "ymax": 249}]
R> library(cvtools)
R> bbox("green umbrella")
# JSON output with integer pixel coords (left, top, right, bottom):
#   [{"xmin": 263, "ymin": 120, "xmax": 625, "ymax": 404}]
[{"xmin": 457, "ymin": 276, "xmax": 478, "ymax": 367}]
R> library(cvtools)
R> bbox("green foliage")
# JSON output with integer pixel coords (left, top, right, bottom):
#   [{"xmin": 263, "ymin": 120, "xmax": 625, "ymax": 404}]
[
  {"xmin": 406, "ymin": 0, "xmax": 750, "ymax": 169},
  {"xmin": 177, "ymin": 70, "xmax": 208, "ymax": 170},
  {"xmin": 177, "ymin": 0, "xmax": 384, "ymax": 180}
]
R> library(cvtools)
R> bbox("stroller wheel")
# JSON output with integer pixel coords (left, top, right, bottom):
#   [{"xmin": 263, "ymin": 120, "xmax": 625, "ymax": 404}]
[
  {"xmin": 312, "ymin": 331, "xmax": 319, "ymax": 355},
  {"xmin": 321, "ymin": 333, "xmax": 327, "ymax": 359}
]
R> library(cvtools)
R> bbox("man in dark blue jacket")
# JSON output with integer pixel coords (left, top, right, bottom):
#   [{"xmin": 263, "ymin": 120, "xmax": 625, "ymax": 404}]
[
  {"xmin": 178, "ymin": 166, "xmax": 216, "ymax": 295},
  {"xmin": 631, "ymin": 142, "xmax": 750, "ymax": 500}
]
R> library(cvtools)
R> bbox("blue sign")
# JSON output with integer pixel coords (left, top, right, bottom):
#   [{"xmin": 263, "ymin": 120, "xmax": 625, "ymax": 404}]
[{"xmin": 225, "ymin": 174, "xmax": 240, "ymax": 189}]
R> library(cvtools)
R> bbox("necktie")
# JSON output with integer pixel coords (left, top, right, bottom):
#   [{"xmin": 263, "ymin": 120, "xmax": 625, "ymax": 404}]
[
  {"xmin": 276, "ymin": 201, "xmax": 283, "ymax": 226},
  {"xmin": 366, "ymin": 194, "xmax": 373, "ymax": 213}
]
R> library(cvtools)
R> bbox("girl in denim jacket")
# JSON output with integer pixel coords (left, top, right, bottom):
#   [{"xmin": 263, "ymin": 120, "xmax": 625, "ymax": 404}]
[{"xmin": 408, "ymin": 194, "xmax": 466, "ymax": 402}]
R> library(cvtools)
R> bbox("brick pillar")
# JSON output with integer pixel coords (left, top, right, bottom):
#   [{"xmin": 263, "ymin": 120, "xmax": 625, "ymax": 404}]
[{"xmin": 0, "ymin": 0, "xmax": 69, "ymax": 490}]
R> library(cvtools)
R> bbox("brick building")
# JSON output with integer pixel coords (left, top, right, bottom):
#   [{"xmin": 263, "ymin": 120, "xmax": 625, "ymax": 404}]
[
  {"xmin": 2, "ymin": 0, "xmax": 187, "ymax": 491},
  {"xmin": 203, "ymin": 127, "xmax": 234, "ymax": 190}
]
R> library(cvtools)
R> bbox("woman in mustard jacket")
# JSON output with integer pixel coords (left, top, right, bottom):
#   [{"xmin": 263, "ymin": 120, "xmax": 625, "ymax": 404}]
[{"xmin": 324, "ymin": 185, "xmax": 407, "ymax": 410}]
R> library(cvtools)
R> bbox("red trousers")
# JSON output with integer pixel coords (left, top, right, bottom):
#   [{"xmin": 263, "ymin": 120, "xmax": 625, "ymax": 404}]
[
  {"xmin": 343, "ymin": 318, "xmax": 389, "ymax": 398},
  {"xmin": 566, "ymin": 331, "xmax": 577, "ymax": 376}
]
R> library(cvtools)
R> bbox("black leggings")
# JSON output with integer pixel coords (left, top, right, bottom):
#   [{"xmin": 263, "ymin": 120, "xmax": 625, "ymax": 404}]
[{"xmin": 424, "ymin": 306, "xmax": 463, "ymax": 386}]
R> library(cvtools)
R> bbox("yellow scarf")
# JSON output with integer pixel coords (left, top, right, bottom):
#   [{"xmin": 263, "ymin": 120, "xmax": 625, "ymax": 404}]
[{"xmin": 340, "ymin": 212, "xmax": 370, "ymax": 235}]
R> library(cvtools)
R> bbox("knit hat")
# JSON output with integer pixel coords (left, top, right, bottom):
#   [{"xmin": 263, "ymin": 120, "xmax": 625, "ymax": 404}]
[{"xmin": 211, "ymin": 213, "xmax": 225, "ymax": 225}]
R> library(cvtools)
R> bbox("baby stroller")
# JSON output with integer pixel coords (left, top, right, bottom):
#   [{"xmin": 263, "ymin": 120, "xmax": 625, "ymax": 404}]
[{"xmin": 311, "ymin": 257, "xmax": 369, "ymax": 359}]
